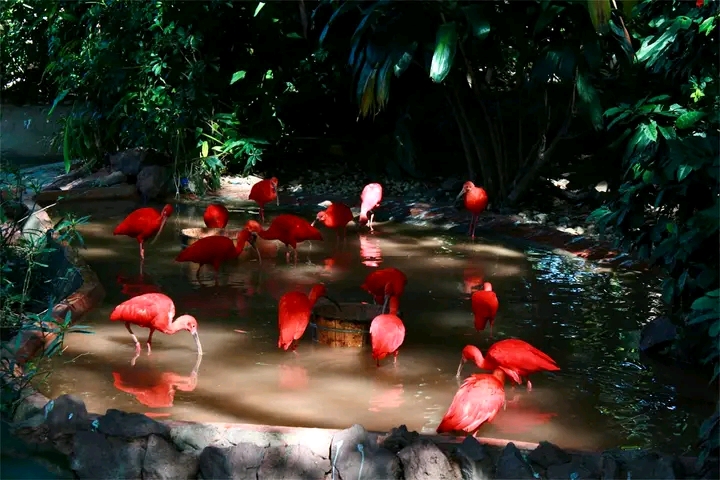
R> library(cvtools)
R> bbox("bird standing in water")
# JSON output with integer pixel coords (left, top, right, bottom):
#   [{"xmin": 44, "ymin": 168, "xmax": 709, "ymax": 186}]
[
  {"xmin": 278, "ymin": 284, "xmax": 340, "ymax": 352},
  {"xmin": 175, "ymin": 229, "xmax": 259, "ymax": 285},
  {"xmin": 471, "ymin": 282, "xmax": 499, "ymax": 336},
  {"xmin": 110, "ymin": 293, "xmax": 203, "ymax": 365},
  {"xmin": 369, "ymin": 297, "xmax": 405, "ymax": 367},
  {"xmin": 203, "ymin": 203, "xmax": 230, "ymax": 228},
  {"xmin": 436, "ymin": 369, "xmax": 507, "ymax": 436},
  {"xmin": 361, "ymin": 267, "xmax": 407, "ymax": 306},
  {"xmin": 456, "ymin": 340, "xmax": 560, "ymax": 392},
  {"xmin": 113, "ymin": 204, "xmax": 173, "ymax": 262},
  {"xmin": 312, "ymin": 202, "xmax": 354, "ymax": 241},
  {"xmin": 245, "ymin": 215, "xmax": 322, "ymax": 264},
  {"xmin": 359, "ymin": 183, "xmax": 383, "ymax": 232},
  {"xmin": 249, "ymin": 177, "xmax": 279, "ymax": 223},
  {"xmin": 456, "ymin": 181, "xmax": 488, "ymax": 240}
]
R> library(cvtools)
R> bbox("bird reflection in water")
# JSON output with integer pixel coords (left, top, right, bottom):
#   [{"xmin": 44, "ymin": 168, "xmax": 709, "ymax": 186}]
[
  {"xmin": 492, "ymin": 393, "xmax": 557, "ymax": 435},
  {"xmin": 462, "ymin": 266, "xmax": 486, "ymax": 295},
  {"xmin": 181, "ymin": 285, "xmax": 242, "ymax": 319},
  {"xmin": 368, "ymin": 383, "xmax": 405, "ymax": 412},
  {"xmin": 116, "ymin": 273, "xmax": 162, "ymax": 298},
  {"xmin": 112, "ymin": 354, "xmax": 202, "ymax": 417},
  {"xmin": 277, "ymin": 364, "xmax": 309, "ymax": 390},
  {"xmin": 323, "ymin": 250, "xmax": 354, "ymax": 274},
  {"xmin": 359, "ymin": 235, "xmax": 383, "ymax": 267}
]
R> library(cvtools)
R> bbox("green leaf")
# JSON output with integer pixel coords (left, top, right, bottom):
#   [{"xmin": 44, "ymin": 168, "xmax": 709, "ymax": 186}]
[
  {"xmin": 534, "ymin": 4, "xmax": 563, "ymax": 34},
  {"xmin": 394, "ymin": 42, "xmax": 417, "ymax": 77},
  {"xmin": 675, "ymin": 111, "xmax": 706, "ymax": 129},
  {"xmin": 230, "ymin": 70, "xmax": 246, "ymax": 84},
  {"xmin": 201, "ymin": 141, "xmax": 209, "ymax": 158},
  {"xmin": 604, "ymin": 106, "xmax": 628, "ymax": 117},
  {"xmin": 699, "ymin": 16, "xmax": 716, "ymax": 36},
  {"xmin": 430, "ymin": 22, "xmax": 458, "ymax": 83},
  {"xmin": 707, "ymin": 289, "xmax": 720, "ymax": 298},
  {"xmin": 657, "ymin": 125, "xmax": 676, "ymax": 140},
  {"xmin": 462, "ymin": 5, "xmax": 491, "ymax": 40},
  {"xmin": 49, "ymin": 89, "xmax": 69, "ymax": 117},
  {"xmin": 691, "ymin": 295, "xmax": 719, "ymax": 311},
  {"xmin": 254, "ymin": 2, "xmax": 265, "ymax": 17},
  {"xmin": 641, "ymin": 121, "xmax": 658, "ymax": 143},
  {"xmin": 676, "ymin": 164, "xmax": 693, "ymax": 182}
]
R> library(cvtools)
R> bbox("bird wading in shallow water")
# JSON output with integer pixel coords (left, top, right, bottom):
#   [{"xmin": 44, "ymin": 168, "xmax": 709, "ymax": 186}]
[
  {"xmin": 437, "ymin": 368, "xmax": 507, "ymax": 436},
  {"xmin": 249, "ymin": 177, "xmax": 279, "ymax": 223},
  {"xmin": 175, "ymin": 229, "xmax": 259, "ymax": 285},
  {"xmin": 456, "ymin": 340, "xmax": 560, "ymax": 392},
  {"xmin": 471, "ymin": 282, "xmax": 499, "ymax": 337},
  {"xmin": 359, "ymin": 183, "xmax": 383, "ymax": 232},
  {"xmin": 245, "ymin": 215, "xmax": 323, "ymax": 265},
  {"xmin": 369, "ymin": 297, "xmax": 405, "ymax": 367},
  {"xmin": 109, "ymin": 293, "xmax": 203, "ymax": 365},
  {"xmin": 278, "ymin": 284, "xmax": 341, "ymax": 352},
  {"xmin": 203, "ymin": 203, "xmax": 230, "ymax": 228},
  {"xmin": 312, "ymin": 202, "xmax": 354, "ymax": 241},
  {"xmin": 113, "ymin": 204, "xmax": 173, "ymax": 264},
  {"xmin": 456, "ymin": 181, "xmax": 488, "ymax": 240},
  {"xmin": 361, "ymin": 267, "xmax": 407, "ymax": 307}
]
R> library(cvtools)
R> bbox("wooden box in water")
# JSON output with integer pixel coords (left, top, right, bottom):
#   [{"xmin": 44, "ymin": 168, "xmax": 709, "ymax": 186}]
[{"xmin": 310, "ymin": 302, "xmax": 402, "ymax": 348}]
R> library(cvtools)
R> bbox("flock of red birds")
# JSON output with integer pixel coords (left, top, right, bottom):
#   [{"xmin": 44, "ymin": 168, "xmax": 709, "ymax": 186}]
[{"xmin": 108, "ymin": 177, "xmax": 560, "ymax": 437}]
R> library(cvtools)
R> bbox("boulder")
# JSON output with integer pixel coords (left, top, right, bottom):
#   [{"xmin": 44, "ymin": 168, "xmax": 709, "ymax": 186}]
[
  {"xmin": 71, "ymin": 431, "xmax": 146, "ymax": 479},
  {"xmin": 397, "ymin": 439, "xmax": 460, "ymax": 480},
  {"xmin": 495, "ymin": 442, "xmax": 535, "ymax": 479},
  {"xmin": 43, "ymin": 394, "xmax": 90, "ymax": 438},
  {"xmin": 142, "ymin": 434, "xmax": 198, "ymax": 480},
  {"xmin": 381, "ymin": 424, "xmax": 420, "ymax": 453},
  {"xmin": 527, "ymin": 441, "xmax": 571, "ymax": 469},
  {"xmin": 197, "ymin": 442, "xmax": 266, "ymax": 480},
  {"xmin": 639, "ymin": 316, "xmax": 678, "ymax": 353},
  {"xmin": 256, "ymin": 444, "xmax": 329, "ymax": 480},
  {"xmin": 109, "ymin": 148, "xmax": 147, "ymax": 176},
  {"xmin": 97, "ymin": 409, "xmax": 170, "ymax": 439},
  {"xmin": 136, "ymin": 165, "xmax": 170, "ymax": 200},
  {"xmin": 330, "ymin": 424, "xmax": 402, "ymax": 480}
]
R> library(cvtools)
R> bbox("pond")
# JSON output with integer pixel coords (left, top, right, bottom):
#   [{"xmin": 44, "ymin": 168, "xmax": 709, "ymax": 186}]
[{"xmin": 37, "ymin": 199, "xmax": 714, "ymax": 455}]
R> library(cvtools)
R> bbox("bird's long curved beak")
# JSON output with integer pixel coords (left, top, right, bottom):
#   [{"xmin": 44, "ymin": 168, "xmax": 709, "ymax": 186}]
[
  {"xmin": 311, "ymin": 219, "xmax": 316, "ymax": 227},
  {"xmin": 276, "ymin": 195, "xmax": 280, "ymax": 207},
  {"xmin": 192, "ymin": 332, "xmax": 203, "ymax": 356},
  {"xmin": 382, "ymin": 294, "xmax": 390, "ymax": 314},
  {"xmin": 192, "ymin": 351, "xmax": 203, "ymax": 375},
  {"xmin": 455, "ymin": 188, "xmax": 466, "ymax": 201},
  {"xmin": 150, "ymin": 216, "xmax": 168, "ymax": 245},
  {"xmin": 322, "ymin": 295, "xmax": 342, "ymax": 311},
  {"xmin": 456, "ymin": 359, "xmax": 465, "ymax": 378}
]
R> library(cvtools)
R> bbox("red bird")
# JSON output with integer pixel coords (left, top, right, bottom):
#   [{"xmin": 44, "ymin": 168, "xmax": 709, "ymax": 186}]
[
  {"xmin": 361, "ymin": 267, "xmax": 407, "ymax": 306},
  {"xmin": 456, "ymin": 340, "xmax": 560, "ymax": 391},
  {"xmin": 436, "ymin": 369, "xmax": 507, "ymax": 436},
  {"xmin": 359, "ymin": 183, "xmax": 383, "ymax": 231},
  {"xmin": 278, "ymin": 284, "xmax": 340, "ymax": 351},
  {"xmin": 456, "ymin": 181, "xmax": 488, "ymax": 240},
  {"xmin": 471, "ymin": 282, "xmax": 499, "ymax": 336},
  {"xmin": 175, "ymin": 230, "xmax": 259, "ymax": 284},
  {"xmin": 203, "ymin": 203, "xmax": 230, "ymax": 228},
  {"xmin": 110, "ymin": 293, "xmax": 203, "ymax": 364},
  {"xmin": 112, "ymin": 355, "xmax": 201, "ymax": 408},
  {"xmin": 312, "ymin": 202, "xmax": 354, "ymax": 240},
  {"xmin": 249, "ymin": 177, "xmax": 279, "ymax": 223},
  {"xmin": 113, "ymin": 204, "xmax": 173, "ymax": 260},
  {"xmin": 245, "ymin": 214, "xmax": 323, "ymax": 264},
  {"xmin": 369, "ymin": 297, "xmax": 405, "ymax": 367}
]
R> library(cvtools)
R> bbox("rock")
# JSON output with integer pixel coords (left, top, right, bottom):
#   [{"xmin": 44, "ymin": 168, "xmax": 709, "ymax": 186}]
[
  {"xmin": 397, "ymin": 439, "xmax": 459, "ymax": 480},
  {"xmin": 43, "ymin": 394, "xmax": 90, "ymax": 437},
  {"xmin": 528, "ymin": 441, "xmax": 571, "ymax": 469},
  {"xmin": 170, "ymin": 423, "xmax": 233, "ymax": 452},
  {"xmin": 71, "ymin": 431, "xmax": 146, "ymax": 479},
  {"xmin": 142, "ymin": 434, "xmax": 198, "ymax": 480},
  {"xmin": 639, "ymin": 316, "xmax": 678, "ymax": 353},
  {"xmin": 42, "ymin": 169, "xmax": 86, "ymax": 191},
  {"xmin": 198, "ymin": 443, "xmax": 266, "ymax": 480},
  {"xmin": 331, "ymin": 425, "xmax": 401, "ymax": 480},
  {"xmin": 450, "ymin": 445, "xmax": 487, "ymax": 480},
  {"xmin": 98, "ymin": 409, "xmax": 170, "ymax": 439},
  {"xmin": 441, "ymin": 177, "xmax": 463, "ymax": 192},
  {"xmin": 547, "ymin": 459, "xmax": 594, "ymax": 479},
  {"xmin": 381, "ymin": 424, "xmax": 420, "ymax": 453},
  {"xmin": 625, "ymin": 452, "xmax": 681, "ymax": 479},
  {"xmin": 256, "ymin": 444, "xmax": 329, "ymax": 480},
  {"xmin": 457, "ymin": 436, "xmax": 489, "ymax": 463},
  {"xmin": 136, "ymin": 165, "xmax": 170, "ymax": 200},
  {"xmin": 95, "ymin": 170, "xmax": 127, "ymax": 187},
  {"xmin": 109, "ymin": 148, "xmax": 147, "ymax": 176},
  {"xmin": 495, "ymin": 443, "xmax": 534, "ymax": 480}
]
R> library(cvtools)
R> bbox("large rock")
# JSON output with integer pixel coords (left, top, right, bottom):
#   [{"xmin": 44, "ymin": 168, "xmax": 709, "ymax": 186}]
[
  {"xmin": 639, "ymin": 316, "xmax": 678, "ymax": 353},
  {"xmin": 136, "ymin": 165, "xmax": 170, "ymax": 200},
  {"xmin": 109, "ymin": 148, "xmax": 147, "ymax": 176},
  {"xmin": 256, "ymin": 444, "xmax": 329, "ymax": 479},
  {"xmin": 98, "ymin": 409, "xmax": 170, "ymax": 439},
  {"xmin": 197, "ymin": 443, "xmax": 266, "ymax": 480},
  {"xmin": 330, "ymin": 424, "xmax": 402, "ymax": 480},
  {"xmin": 397, "ymin": 439, "xmax": 459, "ymax": 480},
  {"xmin": 44, "ymin": 394, "xmax": 90, "ymax": 437},
  {"xmin": 449, "ymin": 436, "xmax": 494, "ymax": 480},
  {"xmin": 527, "ymin": 441, "xmax": 571, "ymax": 469},
  {"xmin": 142, "ymin": 434, "xmax": 198, "ymax": 480},
  {"xmin": 495, "ymin": 443, "xmax": 535, "ymax": 479},
  {"xmin": 71, "ymin": 431, "xmax": 146, "ymax": 479},
  {"xmin": 381, "ymin": 424, "xmax": 420, "ymax": 453}
]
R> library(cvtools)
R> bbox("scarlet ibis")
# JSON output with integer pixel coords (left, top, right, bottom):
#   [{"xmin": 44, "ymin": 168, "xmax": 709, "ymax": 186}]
[
  {"xmin": 175, "ymin": 230, "xmax": 259, "ymax": 285},
  {"xmin": 359, "ymin": 183, "xmax": 383, "ymax": 231},
  {"xmin": 361, "ymin": 267, "xmax": 407, "ymax": 306},
  {"xmin": 109, "ymin": 293, "xmax": 202, "ymax": 365},
  {"xmin": 249, "ymin": 177, "xmax": 279, "ymax": 223},
  {"xmin": 245, "ymin": 215, "xmax": 322, "ymax": 264},
  {"xmin": 203, "ymin": 203, "xmax": 230, "ymax": 228},
  {"xmin": 312, "ymin": 202, "xmax": 354, "ymax": 240},
  {"xmin": 436, "ymin": 369, "xmax": 507, "ymax": 436},
  {"xmin": 369, "ymin": 297, "xmax": 405, "ymax": 367},
  {"xmin": 456, "ymin": 181, "xmax": 488, "ymax": 240},
  {"xmin": 471, "ymin": 282, "xmax": 499, "ymax": 336},
  {"xmin": 278, "ymin": 284, "xmax": 340, "ymax": 351},
  {"xmin": 456, "ymin": 340, "xmax": 560, "ymax": 391},
  {"xmin": 113, "ymin": 204, "xmax": 173, "ymax": 261}
]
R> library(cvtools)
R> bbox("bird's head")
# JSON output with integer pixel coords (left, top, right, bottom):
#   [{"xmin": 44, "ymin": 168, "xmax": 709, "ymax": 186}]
[
  {"xmin": 161, "ymin": 204, "xmax": 174, "ymax": 218},
  {"xmin": 456, "ymin": 344, "xmax": 485, "ymax": 377},
  {"xmin": 244, "ymin": 220, "xmax": 263, "ymax": 233},
  {"xmin": 483, "ymin": 282, "xmax": 493, "ymax": 292},
  {"xmin": 312, "ymin": 210, "xmax": 327, "ymax": 227},
  {"xmin": 269, "ymin": 177, "xmax": 279, "ymax": 193},
  {"xmin": 176, "ymin": 314, "xmax": 203, "ymax": 355},
  {"xmin": 456, "ymin": 181, "xmax": 476, "ymax": 201}
]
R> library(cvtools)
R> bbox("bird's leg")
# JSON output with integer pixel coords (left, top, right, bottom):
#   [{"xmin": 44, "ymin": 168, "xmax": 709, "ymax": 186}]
[
  {"xmin": 139, "ymin": 258, "xmax": 144, "ymax": 276},
  {"xmin": 139, "ymin": 242, "xmax": 145, "ymax": 260},
  {"xmin": 526, "ymin": 379, "xmax": 533, "ymax": 392},
  {"xmin": 130, "ymin": 351, "xmax": 140, "ymax": 367},
  {"xmin": 260, "ymin": 208, "xmax": 265, "ymax": 223},
  {"xmin": 393, "ymin": 351, "xmax": 399, "ymax": 367},
  {"xmin": 146, "ymin": 329, "xmax": 155, "ymax": 355},
  {"xmin": 195, "ymin": 265, "xmax": 203, "ymax": 284},
  {"xmin": 285, "ymin": 248, "xmax": 291, "ymax": 264},
  {"xmin": 214, "ymin": 269, "xmax": 220, "ymax": 286},
  {"xmin": 471, "ymin": 215, "xmax": 478, "ymax": 240},
  {"xmin": 369, "ymin": 212, "xmax": 375, "ymax": 232},
  {"xmin": 376, "ymin": 358, "xmax": 380, "ymax": 367},
  {"xmin": 125, "ymin": 322, "xmax": 142, "ymax": 353}
]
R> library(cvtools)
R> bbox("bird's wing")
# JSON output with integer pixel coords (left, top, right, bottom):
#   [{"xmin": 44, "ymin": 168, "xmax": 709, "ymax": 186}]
[
  {"xmin": 110, "ymin": 293, "xmax": 173, "ymax": 329},
  {"xmin": 278, "ymin": 293, "xmax": 311, "ymax": 343},
  {"xmin": 369, "ymin": 316, "xmax": 405, "ymax": 353},
  {"xmin": 439, "ymin": 376, "xmax": 505, "ymax": 433}
]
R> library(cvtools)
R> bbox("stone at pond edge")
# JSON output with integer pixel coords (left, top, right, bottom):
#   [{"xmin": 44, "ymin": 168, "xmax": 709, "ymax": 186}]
[
  {"xmin": 331, "ymin": 424, "xmax": 402, "ymax": 480},
  {"xmin": 495, "ymin": 442, "xmax": 535, "ymax": 480},
  {"xmin": 198, "ymin": 442, "xmax": 266, "ymax": 480},
  {"xmin": 397, "ymin": 439, "xmax": 460, "ymax": 480},
  {"xmin": 639, "ymin": 316, "xmax": 678, "ymax": 353},
  {"xmin": 381, "ymin": 424, "xmax": 420, "ymax": 453},
  {"xmin": 109, "ymin": 148, "xmax": 147, "ymax": 176},
  {"xmin": 137, "ymin": 165, "xmax": 170, "ymax": 200},
  {"xmin": 71, "ymin": 430, "xmax": 146, "ymax": 479},
  {"xmin": 546, "ymin": 459, "xmax": 594, "ymax": 480},
  {"xmin": 450, "ymin": 436, "xmax": 494, "ymax": 480},
  {"xmin": 142, "ymin": 434, "xmax": 199, "ymax": 480},
  {"xmin": 98, "ymin": 409, "xmax": 170, "ymax": 439},
  {"xmin": 44, "ymin": 394, "xmax": 90, "ymax": 437},
  {"xmin": 256, "ymin": 444, "xmax": 330, "ymax": 480},
  {"xmin": 527, "ymin": 441, "xmax": 571, "ymax": 469}
]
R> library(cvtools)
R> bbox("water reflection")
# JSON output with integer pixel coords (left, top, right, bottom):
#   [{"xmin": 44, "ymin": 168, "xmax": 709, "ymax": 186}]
[
  {"xmin": 116, "ymin": 273, "xmax": 162, "ymax": 298},
  {"xmin": 359, "ymin": 235, "xmax": 383, "ymax": 267},
  {"xmin": 462, "ymin": 266, "xmax": 485, "ymax": 295},
  {"xmin": 493, "ymin": 393, "xmax": 557, "ymax": 435},
  {"xmin": 278, "ymin": 364, "xmax": 309, "ymax": 390},
  {"xmin": 112, "ymin": 354, "xmax": 201, "ymax": 414},
  {"xmin": 368, "ymin": 383, "xmax": 405, "ymax": 413}
]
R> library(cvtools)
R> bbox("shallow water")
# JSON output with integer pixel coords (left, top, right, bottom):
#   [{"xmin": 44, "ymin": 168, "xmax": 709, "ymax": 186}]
[{"xmin": 38, "ymin": 200, "xmax": 713, "ymax": 454}]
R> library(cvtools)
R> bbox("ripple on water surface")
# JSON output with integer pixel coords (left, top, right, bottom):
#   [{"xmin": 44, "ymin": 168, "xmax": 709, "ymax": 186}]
[{"xmin": 40, "ymin": 200, "xmax": 714, "ymax": 454}]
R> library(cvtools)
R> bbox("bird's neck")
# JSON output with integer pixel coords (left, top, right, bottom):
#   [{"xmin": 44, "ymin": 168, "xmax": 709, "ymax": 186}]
[{"xmin": 163, "ymin": 318, "xmax": 187, "ymax": 335}]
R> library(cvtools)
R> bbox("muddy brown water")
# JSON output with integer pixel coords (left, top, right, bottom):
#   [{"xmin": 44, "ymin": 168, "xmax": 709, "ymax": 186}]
[{"xmin": 37, "ymin": 200, "xmax": 714, "ymax": 454}]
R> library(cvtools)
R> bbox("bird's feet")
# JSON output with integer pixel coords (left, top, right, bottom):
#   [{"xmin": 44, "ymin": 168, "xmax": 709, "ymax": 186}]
[
  {"xmin": 526, "ymin": 380, "xmax": 533, "ymax": 392},
  {"xmin": 146, "ymin": 343, "xmax": 152, "ymax": 355}
]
